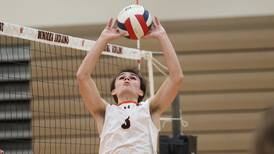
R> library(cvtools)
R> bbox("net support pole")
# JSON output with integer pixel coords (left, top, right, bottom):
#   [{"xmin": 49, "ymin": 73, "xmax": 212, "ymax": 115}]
[
  {"xmin": 137, "ymin": 39, "xmax": 141, "ymax": 70},
  {"xmin": 147, "ymin": 52, "xmax": 155, "ymax": 97},
  {"xmin": 172, "ymin": 96, "xmax": 181, "ymax": 137}
]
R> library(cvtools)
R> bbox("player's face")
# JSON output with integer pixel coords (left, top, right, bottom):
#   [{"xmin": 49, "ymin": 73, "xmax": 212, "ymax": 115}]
[{"xmin": 113, "ymin": 72, "xmax": 143, "ymax": 98}]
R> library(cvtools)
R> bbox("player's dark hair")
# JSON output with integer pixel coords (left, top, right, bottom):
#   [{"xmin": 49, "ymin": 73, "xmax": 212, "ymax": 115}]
[{"xmin": 110, "ymin": 68, "xmax": 146, "ymax": 103}]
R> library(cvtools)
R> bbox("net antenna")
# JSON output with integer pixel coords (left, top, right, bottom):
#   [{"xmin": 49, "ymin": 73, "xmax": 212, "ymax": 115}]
[
  {"xmin": 135, "ymin": 0, "xmax": 142, "ymax": 71},
  {"xmin": 132, "ymin": 0, "xmax": 154, "ymax": 97},
  {"xmin": 133, "ymin": 0, "xmax": 155, "ymax": 98},
  {"xmin": 137, "ymin": 38, "xmax": 142, "ymax": 71}
]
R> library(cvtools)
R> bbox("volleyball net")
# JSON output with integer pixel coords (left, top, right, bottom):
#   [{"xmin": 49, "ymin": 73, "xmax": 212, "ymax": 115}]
[{"xmin": 0, "ymin": 20, "xmax": 162, "ymax": 154}]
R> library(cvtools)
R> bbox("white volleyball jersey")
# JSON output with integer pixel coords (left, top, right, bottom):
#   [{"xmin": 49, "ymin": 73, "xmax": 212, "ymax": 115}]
[{"xmin": 99, "ymin": 100, "xmax": 159, "ymax": 154}]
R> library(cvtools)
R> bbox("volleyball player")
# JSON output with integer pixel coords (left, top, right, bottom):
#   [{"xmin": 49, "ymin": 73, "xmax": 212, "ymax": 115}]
[
  {"xmin": 76, "ymin": 17, "xmax": 183, "ymax": 154},
  {"xmin": 0, "ymin": 148, "xmax": 4, "ymax": 154}
]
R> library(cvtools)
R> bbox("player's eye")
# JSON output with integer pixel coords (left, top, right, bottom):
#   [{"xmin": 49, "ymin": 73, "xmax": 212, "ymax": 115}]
[
  {"xmin": 118, "ymin": 76, "xmax": 125, "ymax": 80},
  {"xmin": 130, "ymin": 76, "xmax": 136, "ymax": 80}
]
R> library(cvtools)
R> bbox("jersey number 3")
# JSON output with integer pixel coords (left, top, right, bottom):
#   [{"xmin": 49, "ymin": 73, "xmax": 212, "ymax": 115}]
[{"xmin": 121, "ymin": 116, "xmax": 130, "ymax": 129}]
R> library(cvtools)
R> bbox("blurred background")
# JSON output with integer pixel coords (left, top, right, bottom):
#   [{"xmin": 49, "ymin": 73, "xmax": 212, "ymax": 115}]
[{"xmin": 1, "ymin": 0, "xmax": 274, "ymax": 154}]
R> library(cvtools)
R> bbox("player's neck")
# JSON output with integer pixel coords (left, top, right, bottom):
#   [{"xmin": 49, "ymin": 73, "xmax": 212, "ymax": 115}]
[{"xmin": 118, "ymin": 97, "xmax": 138, "ymax": 105}]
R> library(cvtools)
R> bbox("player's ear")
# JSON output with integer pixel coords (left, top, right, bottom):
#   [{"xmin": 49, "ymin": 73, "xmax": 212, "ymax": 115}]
[
  {"xmin": 137, "ymin": 89, "xmax": 144, "ymax": 97},
  {"xmin": 111, "ymin": 88, "xmax": 117, "ymax": 96}
]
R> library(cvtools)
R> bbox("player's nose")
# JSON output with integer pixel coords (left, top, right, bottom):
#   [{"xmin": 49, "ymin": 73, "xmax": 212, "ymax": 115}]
[{"xmin": 124, "ymin": 77, "xmax": 130, "ymax": 81}]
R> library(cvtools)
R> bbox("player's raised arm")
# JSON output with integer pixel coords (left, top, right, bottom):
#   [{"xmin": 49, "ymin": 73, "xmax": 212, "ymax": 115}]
[
  {"xmin": 144, "ymin": 17, "xmax": 184, "ymax": 116},
  {"xmin": 76, "ymin": 18, "xmax": 123, "ymax": 118}
]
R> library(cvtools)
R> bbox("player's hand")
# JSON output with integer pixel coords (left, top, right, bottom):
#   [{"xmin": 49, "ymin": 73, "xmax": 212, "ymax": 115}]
[
  {"xmin": 99, "ymin": 18, "xmax": 125, "ymax": 41},
  {"xmin": 142, "ymin": 16, "xmax": 167, "ymax": 40}
]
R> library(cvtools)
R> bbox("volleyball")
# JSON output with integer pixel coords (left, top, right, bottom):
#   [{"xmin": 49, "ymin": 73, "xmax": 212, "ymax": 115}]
[{"xmin": 117, "ymin": 4, "xmax": 153, "ymax": 40}]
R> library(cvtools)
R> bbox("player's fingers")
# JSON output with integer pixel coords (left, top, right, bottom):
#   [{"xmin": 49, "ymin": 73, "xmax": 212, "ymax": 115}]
[
  {"xmin": 150, "ymin": 22, "xmax": 156, "ymax": 30},
  {"xmin": 106, "ymin": 18, "xmax": 113, "ymax": 28},
  {"xmin": 154, "ymin": 16, "xmax": 160, "ymax": 26},
  {"xmin": 152, "ymin": 16, "xmax": 160, "ymax": 28},
  {"xmin": 142, "ymin": 32, "xmax": 153, "ymax": 39},
  {"xmin": 111, "ymin": 19, "xmax": 118, "ymax": 29},
  {"xmin": 119, "ymin": 31, "xmax": 127, "ymax": 36}
]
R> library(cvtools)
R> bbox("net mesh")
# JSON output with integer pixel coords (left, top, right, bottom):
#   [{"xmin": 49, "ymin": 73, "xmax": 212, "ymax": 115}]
[{"xmin": 0, "ymin": 21, "xmax": 151, "ymax": 154}]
